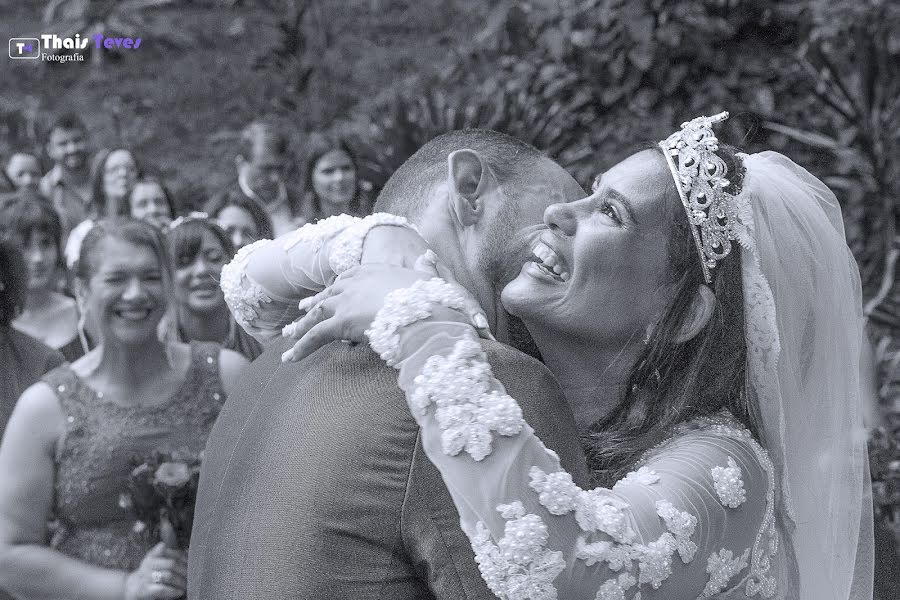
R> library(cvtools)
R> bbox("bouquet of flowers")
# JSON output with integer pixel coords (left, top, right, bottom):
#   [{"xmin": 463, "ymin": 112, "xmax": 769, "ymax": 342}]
[{"xmin": 119, "ymin": 450, "xmax": 203, "ymax": 550}]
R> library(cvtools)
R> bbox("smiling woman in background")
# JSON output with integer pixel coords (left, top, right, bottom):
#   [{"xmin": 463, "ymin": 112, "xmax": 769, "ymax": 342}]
[
  {"xmin": 166, "ymin": 217, "xmax": 263, "ymax": 360},
  {"xmin": 0, "ymin": 218, "xmax": 247, "ymax": 600},
  {"xmin": 301, "ymin": 134, "xmax": 372, "ymax": 223}
]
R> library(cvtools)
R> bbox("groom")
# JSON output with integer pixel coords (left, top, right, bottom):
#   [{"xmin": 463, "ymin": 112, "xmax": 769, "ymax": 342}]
[{"xmin": 188, "ymin": 130, "xmax": 589, "ymax": 599}]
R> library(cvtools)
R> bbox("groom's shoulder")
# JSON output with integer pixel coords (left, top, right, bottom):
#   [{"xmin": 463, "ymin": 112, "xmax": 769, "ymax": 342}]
[
  {"xmin": 478, "ymin": 339, "xmax": 588, "ymax": 484},
  {"xmin": 479, "ymin": 338, "xmax": 561, "ymax": 401}
]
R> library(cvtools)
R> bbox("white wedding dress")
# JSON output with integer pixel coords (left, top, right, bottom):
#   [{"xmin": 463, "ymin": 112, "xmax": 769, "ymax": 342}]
[{"xmin": 220, "ymin": 153, "xmax": 873, "ymax": 600}]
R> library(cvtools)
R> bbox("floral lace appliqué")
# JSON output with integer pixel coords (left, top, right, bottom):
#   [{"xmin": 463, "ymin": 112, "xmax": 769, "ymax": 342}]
[
  {"xmin": 406, "ymin": 338, "xmax": 524, "ymax": 461},
  {"xmin": 612, "ymin": 466, "xmax": 660, "ymax": 491},
  {"xmin": 634, "ymin": 533, "xmax": 676, "ymax": 588},
  {"xmin": 220, "ymin": 239, "xmax": 273, "ymax": 331},
  {"xmin": 711, "ymin": 456, "xmax": 747, "ymax": 508},
  {"xmin": 575, "ymin": 489, "xmax": 636, "ymax": 544},
  {"xmin": 575, "ymin": 538, "xmax": 632, "ymax": 572},
  {"xmin": 655, "ymin": 500, "xmax": 698, "ymax": 562},
  {"xmin": 471, "ymin": 502, "xmax": 566, "ymax": 600},
  {"xmin": 595, "ymin": 572, "xmax": 637, "ymax": 600},
  {"xmin": 281, "ymin": 214, "xmax": 358, "ymax": 252},
  {"xmin": 702, "ymin": 547, "xmax": 751, "ymax": 598},
  {"xmin": 529, "ymin": 467, "xmax": 580, "ymax": 515},
  {"xmin": 366, "ymin": 278, "xmax": 473, "ymax": 366}
]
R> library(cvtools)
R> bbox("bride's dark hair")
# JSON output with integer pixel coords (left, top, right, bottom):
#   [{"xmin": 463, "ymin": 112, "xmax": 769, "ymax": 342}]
[{"xmin": 584, "ymin": 143, "xmax": 759, "ymax": 487}]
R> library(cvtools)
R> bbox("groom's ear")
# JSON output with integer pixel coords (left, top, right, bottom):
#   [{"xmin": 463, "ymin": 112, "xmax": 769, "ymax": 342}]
[
  {"xmin": 674, "ymin": 284, "xmax": 716, "ymax": 344},
  {"xmin": 447, "ymin": 149, "xmax": 498, "ymax": 227}
]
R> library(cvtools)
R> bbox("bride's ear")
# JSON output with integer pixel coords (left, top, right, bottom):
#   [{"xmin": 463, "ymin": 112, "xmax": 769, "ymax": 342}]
[
  {"xmin": 674, "ymin": 284, "xmax": 716, "ymax": 344},
  {"xmin": 447, "ymin": 149, "xmax": 499, "ymax": 227}
]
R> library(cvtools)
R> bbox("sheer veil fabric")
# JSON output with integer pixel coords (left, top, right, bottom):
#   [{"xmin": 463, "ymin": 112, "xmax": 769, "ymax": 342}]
[{"xmin": 736, "ymin": 152, "xmax": 872, "ymax": 599}]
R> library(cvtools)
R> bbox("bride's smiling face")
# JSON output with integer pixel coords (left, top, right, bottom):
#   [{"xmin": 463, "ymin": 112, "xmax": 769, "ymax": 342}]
[{"xmin": 502, "ymin": 149, "xmax": 676, "ymax": 346}]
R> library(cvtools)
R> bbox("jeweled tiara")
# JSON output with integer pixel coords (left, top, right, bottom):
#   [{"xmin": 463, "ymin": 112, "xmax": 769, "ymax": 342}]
[{"xmin": 658, "ymin": 111, "xmax": 738, "ymax": 283}]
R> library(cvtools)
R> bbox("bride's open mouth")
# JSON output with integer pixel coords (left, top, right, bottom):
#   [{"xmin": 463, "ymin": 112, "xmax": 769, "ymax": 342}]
[{"xmin": 529, "ymin": 240, "xmax": 570, "ymax": 282}]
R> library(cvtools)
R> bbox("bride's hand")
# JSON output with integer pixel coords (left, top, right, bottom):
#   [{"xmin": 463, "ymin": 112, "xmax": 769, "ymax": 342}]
[{"xmin": 281, "ymin": 256, "xmax": 490, "ymax": 362}]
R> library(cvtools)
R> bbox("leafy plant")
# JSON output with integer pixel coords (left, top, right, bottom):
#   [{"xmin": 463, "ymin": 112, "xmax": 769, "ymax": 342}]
[{"xmin": 41, "ymin": 0, "xmax": 197, "ymax": 66}]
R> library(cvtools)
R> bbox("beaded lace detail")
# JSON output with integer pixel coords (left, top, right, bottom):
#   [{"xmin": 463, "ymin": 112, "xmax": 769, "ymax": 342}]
[
  {"xmin": 612, "ymin": 466, "xmax": 659, "ymax": 490},
  {"xmin": 594, "ymin": 572, "xmax": 637, "ymax": 600},
  {"xmin": 711, "ymin": 456, "xmax": 747, "ymax": 508},
  {"xmin": 655, "ymin": 500, "xmax": 698, "ymax": 562},
  {"xmin": 530, "ymin": 465, "xmax": 701, "ymax": 591},
  {"xmin": 670, "ymin": 415, "xmax": 778, "ymax": 598},
  {"xmin": 702, "ymin": 548, "xmax": 752, "ymax": 598},
  {"xmin": 367, "ymin": 278, "xmax": 474, "ymax": 366},
  {"xmin": 529, "ymin": 467, "xmax": 581, "ymax": 515},
  {"xmin": 406, "ymin": 338, "xmax": 524, "ymax": 461},
  {"xmin": 328, "ymin": 213, "xmax": 417, "ymax": 275},
  {"xmin": 471, "ymin": 502, "xmax": 566, "ymax": 600},
  {"xmin": 281, "ymin": 214, "xmax": 358, "ymax": 252},
  {"xmin": 220, "ymin": 239, "xmax": 273, "ymax": 331}
]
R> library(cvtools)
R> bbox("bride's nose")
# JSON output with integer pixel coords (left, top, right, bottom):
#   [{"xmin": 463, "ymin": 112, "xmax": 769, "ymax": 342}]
[{"xmin": 544, "ymin": 203, "xmax": 577, "ymax": 236}]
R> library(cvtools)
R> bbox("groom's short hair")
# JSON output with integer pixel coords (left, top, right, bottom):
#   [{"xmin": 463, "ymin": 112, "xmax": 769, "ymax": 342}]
[{"xmin": 375, "ymin": 129, "xmax": 546, "ymax": 223}]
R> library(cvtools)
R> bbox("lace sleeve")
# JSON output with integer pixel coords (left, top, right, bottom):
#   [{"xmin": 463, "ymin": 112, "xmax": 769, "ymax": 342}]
[
  {"xmin": 220, "ymin": 213, "xmax": 416, "ymax": 342},
  {"xmin": 368, "ymin": 281, "xmax": 778, "ymax": 600}
]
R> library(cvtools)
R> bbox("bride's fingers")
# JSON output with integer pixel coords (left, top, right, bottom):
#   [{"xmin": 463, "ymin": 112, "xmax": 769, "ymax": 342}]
[
  {"xmin": 422, "ymin": 250, "xmax": 461, "ymax": 286},
  {"xmin": 413, "ymin": 250, "xmax": 440, "ymax": 277},
  {"xmin": 282, "ymin": 317, "xmax": 344, "ymax": 363},
  {"xmin": 414, "ymin": 252, "xmax": 492, "ymax": 339},
  {"xmin": 297, "ymin": 287, "xmax": 335, "ymax": 314},
  {"xmin": 283, "ymin": 300, "xmax": 332, "ymax": 340}
]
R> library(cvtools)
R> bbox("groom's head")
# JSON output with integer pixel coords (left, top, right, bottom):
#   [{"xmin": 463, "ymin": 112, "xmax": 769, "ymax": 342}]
[{"xmin": 375, "ymin": 129, "xmax": 584, "ymax": 342}]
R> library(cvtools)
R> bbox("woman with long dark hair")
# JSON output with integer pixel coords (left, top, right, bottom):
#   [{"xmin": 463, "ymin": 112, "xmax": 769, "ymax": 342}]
[
  {"xmin": 300, "ymin": 134, "xmax": 372, "ymax": 223},
  {"xmin": 166, "ymin": 217, "xmax": 262, "ymax": 360}
]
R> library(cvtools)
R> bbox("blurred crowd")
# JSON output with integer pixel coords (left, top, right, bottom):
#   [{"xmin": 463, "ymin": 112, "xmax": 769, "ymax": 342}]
[
  {"xmin": 0, "ymin": 112, "xmax": 375, "ymax": 599},
  {"xmin": 0, "ymin": 113, "xmax": 375, "ymax": 380}
]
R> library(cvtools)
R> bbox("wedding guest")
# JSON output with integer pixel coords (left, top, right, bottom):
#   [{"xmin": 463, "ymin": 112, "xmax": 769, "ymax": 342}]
[
  {"xmin": 0, "ymin": 218, "xmax": 248, "ymax": 600},
  {"xmin": 39, "ymin": 113, "xmax": 92, "ymax": 239},
  {"xmin": 64, "ymin": 148, "xmax": 141, "ymax": 271},
  {"xmin": 4, "ymin": 153, "xmax": 42, "ymax": 193},
  {"xmin": 0, "ymin": 240, "xmax": 65, "ymax": 440},
  {"xmin": 129, "ymin": 175, "xmax": 177, "ymax": 230},
  {"xmin": 213, "ymin": 120, "xmax": 301, "ymax": 236},
  {"xmin": 166, "ymin": 217, "xmax": 262, "ymax": 360},
  {"xmin": 0, "ymin": 193, "xmax": 82, "ymax": 361},
  {"xmin": 301, "ymin": 134, "xmax": 372, "ymax": 222},
  {"xmin": 90, "ymin": 148, "xmax": 140, "ymax": 218},
  {"xmin": 204, "ymin": 194, "xmax": 274, "ymax": 251}
]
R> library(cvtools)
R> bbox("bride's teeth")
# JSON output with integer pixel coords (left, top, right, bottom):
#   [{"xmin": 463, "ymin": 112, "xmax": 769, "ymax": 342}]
[{"xmin": 560, "ymin": 272, "xmax": 570, "ymax": 281}]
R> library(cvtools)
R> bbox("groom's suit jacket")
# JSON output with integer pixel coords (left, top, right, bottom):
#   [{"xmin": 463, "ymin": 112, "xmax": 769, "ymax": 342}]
[{"xmin": 188, "ymin": 337, "xmax": 588, "ymax": 599}]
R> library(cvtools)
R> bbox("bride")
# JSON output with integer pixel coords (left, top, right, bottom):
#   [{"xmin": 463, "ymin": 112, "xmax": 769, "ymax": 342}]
[{"xmin": 221, "ymin": 114, "xmax": 873, "ymax": 599}]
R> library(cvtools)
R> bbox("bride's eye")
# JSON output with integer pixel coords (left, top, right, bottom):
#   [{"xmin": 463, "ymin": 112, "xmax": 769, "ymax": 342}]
[{"xmin": 598, "ymin": 201, "xmax": 621, "ymax": 224}]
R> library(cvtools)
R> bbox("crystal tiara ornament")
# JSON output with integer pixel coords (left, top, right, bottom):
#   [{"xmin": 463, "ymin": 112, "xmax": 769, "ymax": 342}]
[{"xmin": 658, "ymin": 111, "xmax": 738, "ymax": 283}]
